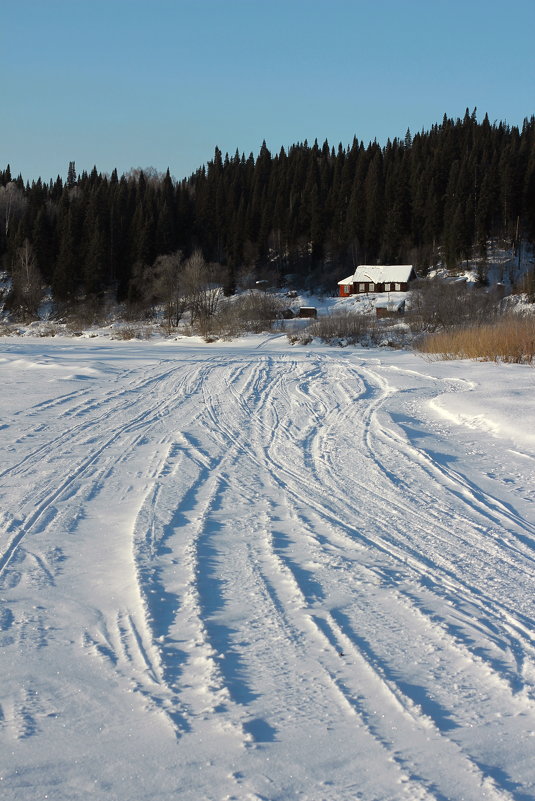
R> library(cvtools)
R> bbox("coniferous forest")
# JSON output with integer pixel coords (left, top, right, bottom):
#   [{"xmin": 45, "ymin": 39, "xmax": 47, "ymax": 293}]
[{"xmin": 1, "ymin": 110, "xmax": 535, "ymax": 318}]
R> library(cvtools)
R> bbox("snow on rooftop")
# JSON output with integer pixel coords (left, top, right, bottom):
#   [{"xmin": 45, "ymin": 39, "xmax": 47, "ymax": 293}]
[
  {"xmin": 375, "ymin": 297, "xmax": 406, "ymax": 310},
  {"xmin": 338, "ymin": 265, "xmax": 415, "ymax": 285},
  {"xmin": 353, "ymin": 264, "xmax": 414, "ymax": 283}
]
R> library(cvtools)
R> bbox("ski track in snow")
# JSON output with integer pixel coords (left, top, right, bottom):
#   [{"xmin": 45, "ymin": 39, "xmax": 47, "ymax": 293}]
[{"xmin": 0, "ymin": 339, "xmax": 534, "ymax": 801}]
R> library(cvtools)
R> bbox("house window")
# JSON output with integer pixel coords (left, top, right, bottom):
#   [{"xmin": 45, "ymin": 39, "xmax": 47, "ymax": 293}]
[
  {"xmin": 385, "ymin": 283, "xmax": 391, "ymax": 291},
  {"xmin": 343, "ymin": 285, "xmax": 350, "ymax": 294},
  {"xmin": 395, "ymin": 283, "xmax": 401, "ymax": 290},
  {"xmin": 359, "ymin": 283, "xmax": 366, "ymax": 292},
  {"xmin": 369, "ymin": 283, "xmax": 375, "ymax": 292}
]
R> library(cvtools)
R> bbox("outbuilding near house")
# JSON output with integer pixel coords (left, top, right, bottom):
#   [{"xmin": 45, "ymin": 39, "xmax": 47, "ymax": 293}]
[
  {"xmin": 298, "ymin": 307, "xmax": 317, "ymax": 318},
  {"xmin": 375, "ymin": 298, "xmax": 406, "ymax": 318},
  {"xmin": 338, "ymin": 265, "xmax": 417, "ymax": 296}
]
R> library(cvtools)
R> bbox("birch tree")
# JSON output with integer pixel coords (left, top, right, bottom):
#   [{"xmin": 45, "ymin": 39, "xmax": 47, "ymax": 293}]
[{"xmin": 11, "ymin": 239, "xmax": 43, "ymax": 319}]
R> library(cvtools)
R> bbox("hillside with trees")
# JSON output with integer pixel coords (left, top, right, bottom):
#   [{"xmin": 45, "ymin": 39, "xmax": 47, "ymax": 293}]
[{"xmin": 1, "ymin": 109, "xmax": 534, "ymax": 320}]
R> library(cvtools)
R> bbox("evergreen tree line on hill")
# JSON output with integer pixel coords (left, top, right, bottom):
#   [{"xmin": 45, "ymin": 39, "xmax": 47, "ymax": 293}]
[{"xmin": 1, "ymin": 109, "xmax": 534, "ymax": 319}]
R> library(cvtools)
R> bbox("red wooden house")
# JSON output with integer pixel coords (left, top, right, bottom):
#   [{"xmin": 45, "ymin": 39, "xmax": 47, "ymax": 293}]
[{"xmin": 338, "ymin": 265, "xmax": 416, "ymax": 296}]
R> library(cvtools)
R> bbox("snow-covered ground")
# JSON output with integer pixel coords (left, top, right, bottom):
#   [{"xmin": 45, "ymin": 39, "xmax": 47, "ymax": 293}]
[{"xmin": 0, "ymin": 334, "xmax": 534, "ymax": 801}]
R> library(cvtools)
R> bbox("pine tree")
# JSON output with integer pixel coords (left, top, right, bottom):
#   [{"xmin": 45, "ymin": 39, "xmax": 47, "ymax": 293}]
[
  {"xmin": 32, "ymin": 208, "xmax": 55, "ymax": 283},
  {"xmin": 53, "ymin": 206, "xmax": 77, "ymax": 301},
  {"xmin": 363, "ymin": 149, "xmax": 384, "ymax": 261},
  {"xmin": 67, "ymin": 161, "xmax": 77, "ymax": 189}
]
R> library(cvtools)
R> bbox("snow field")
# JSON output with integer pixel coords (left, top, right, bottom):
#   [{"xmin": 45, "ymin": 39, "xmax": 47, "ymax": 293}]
[{"xmin": 0, "ymin": 336, "xmax": 534, "ymax": 800}]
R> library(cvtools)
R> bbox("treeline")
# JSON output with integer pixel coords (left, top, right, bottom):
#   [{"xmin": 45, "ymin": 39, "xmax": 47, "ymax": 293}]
[{"xmin": 1, "ymin": 109, "xmax": 534, "ymax": 314}]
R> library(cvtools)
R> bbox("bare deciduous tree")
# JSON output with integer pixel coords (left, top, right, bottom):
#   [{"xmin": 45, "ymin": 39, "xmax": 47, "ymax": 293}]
[
  {"xmin": 151, "ymin": 251, "xmax": 186, "ymax": 328},
  {"xmin": 0, "ymin": 182, "xmax": 26, "ymax": 236},
  {"xmin": 10, "ymin": 240, "xmax": 43, "ymax": 319},
  {"xmin": 408, "ymin": 279, "xmax": 500, "ymax": 332},
  {"xmin": 181, "ymin": 250, "xmax": 221, "ymax": 331},
  {"xmin": 210, "ymin": 290, "xmax": 287, "ymax": 338}
]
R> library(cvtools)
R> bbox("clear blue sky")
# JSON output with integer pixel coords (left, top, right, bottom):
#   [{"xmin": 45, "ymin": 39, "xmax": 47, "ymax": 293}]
[{"xmin": 3, "ymin": 0, "xmax": 534, "ymax": 184}]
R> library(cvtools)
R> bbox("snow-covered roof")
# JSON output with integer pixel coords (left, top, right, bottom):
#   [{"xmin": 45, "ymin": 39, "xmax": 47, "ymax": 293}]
[
  {"xmin": 337, "ymin": 274, "xmax": 355, "ymax": 286},
  {"xmin": 375, "ymin": 297, "xmax": 406, "ymax": 311},
  {"xmin": 339, "ymin": 265, "xmax": 415, "ymax": 285}
]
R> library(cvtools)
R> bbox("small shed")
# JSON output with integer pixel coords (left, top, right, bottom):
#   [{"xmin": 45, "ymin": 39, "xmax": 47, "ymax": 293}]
[
  {"xmin": 298, "ymin": 307, "xmax": 317, "ymax": 318},
  {"xmin": 376, "ymin": 298, "xmax": 406, "ymax": 318}
]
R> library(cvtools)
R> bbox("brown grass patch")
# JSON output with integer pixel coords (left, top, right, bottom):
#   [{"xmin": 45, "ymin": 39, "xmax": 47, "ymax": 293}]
[
  {"xmin": 306, "ymin": 311, "xmax": 379, "ymax": 345},
  {"xmin": 415, "ymin": 315, "xmax": 535, "ymax": 363},
  {"xmin": 111, "ymin": 326, "xmax": 152, "ymax": 341}
]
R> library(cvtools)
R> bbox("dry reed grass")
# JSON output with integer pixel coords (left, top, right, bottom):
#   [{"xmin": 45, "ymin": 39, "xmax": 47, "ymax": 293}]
[
  {"xmin": 307, "ymin": 311, "xmax": 378, "ymax": 344},
  {"xmin": 415, "ymin": 315, "xmax": 535, "ymax": 363},
  {"xmin": 111, "ymin": 326, "xmax": 153, "ymax": 341}
]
